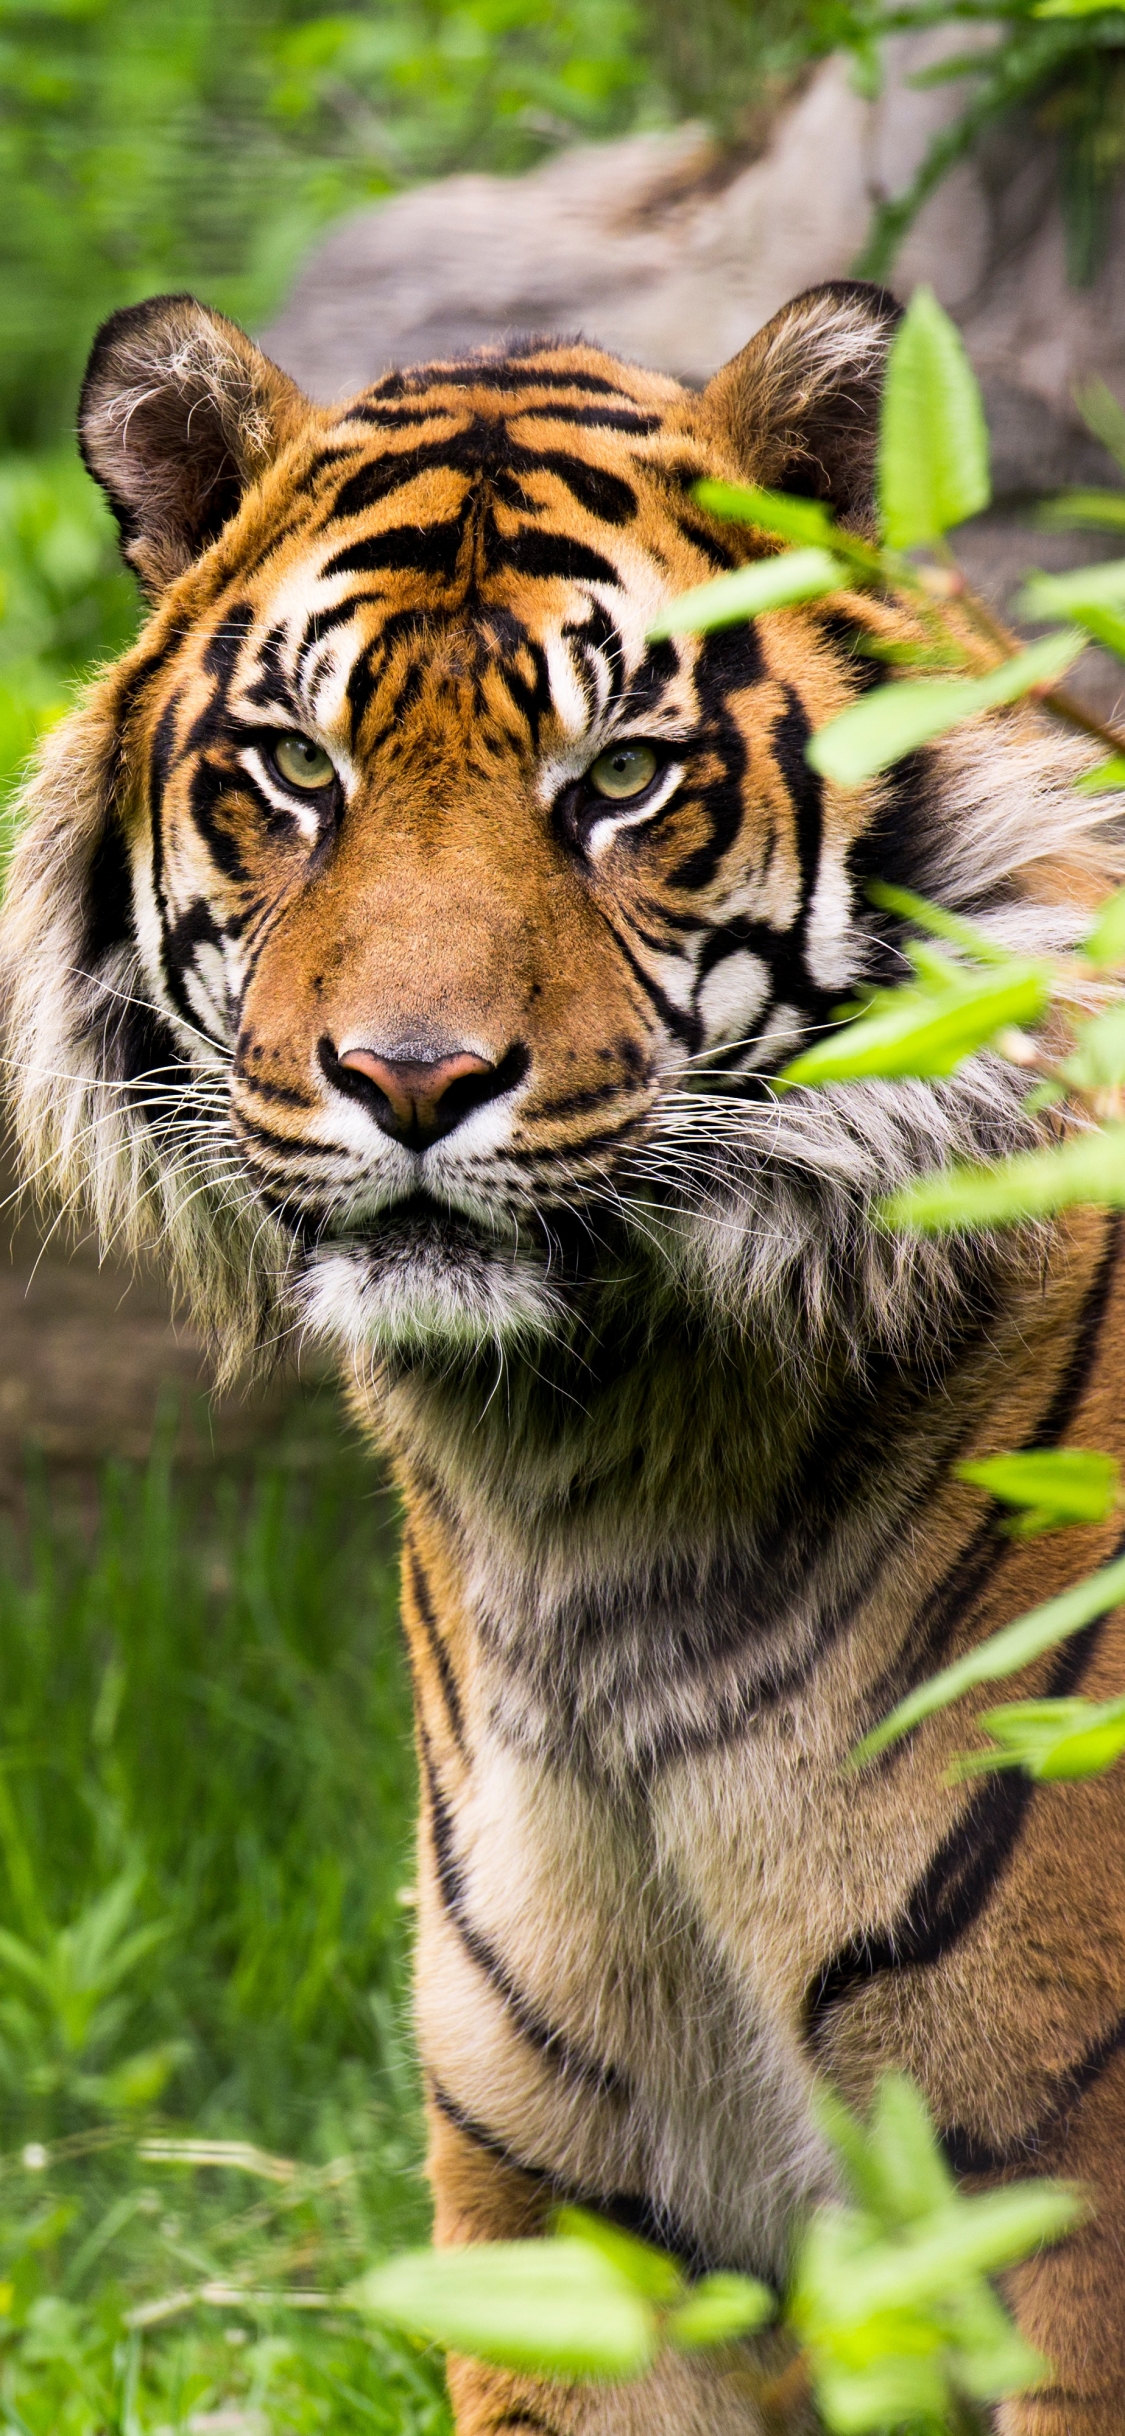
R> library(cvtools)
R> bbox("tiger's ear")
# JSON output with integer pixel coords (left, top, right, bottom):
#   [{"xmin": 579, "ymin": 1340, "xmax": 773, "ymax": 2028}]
[
  {"xmin": 703, "ymin": 280, "xmax": 903, "ymax": 527},
  {"xmin": 79, "ymin": 293, "xmax": 312, "ymax": 597}
]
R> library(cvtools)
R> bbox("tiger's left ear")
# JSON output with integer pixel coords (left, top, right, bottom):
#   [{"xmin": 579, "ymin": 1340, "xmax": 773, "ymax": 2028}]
[
  {"xmin": 703, "ymin": 280, "xmax": 902, "ymax": 528},
  {"xmin": 79, "ymin": 293, "xmax": 312, "ymax": 598}
]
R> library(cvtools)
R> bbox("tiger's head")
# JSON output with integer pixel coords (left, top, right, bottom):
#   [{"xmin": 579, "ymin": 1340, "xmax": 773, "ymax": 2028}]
[{"xmin": 1, "ymin": 282, "xmax": 1114, "ymax": 1386}]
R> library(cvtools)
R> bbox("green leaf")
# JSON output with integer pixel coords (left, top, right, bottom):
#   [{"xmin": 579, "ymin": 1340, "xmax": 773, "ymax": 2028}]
[
  {"xmin": 692, "ymin": 480, "xmax": 839, "ymax": 548},
  {"xmin": 876, "ymin": 285, "xmax": 990, "ymax": 548},
  {"xmin": 816, "ymin": 2075, "xmax": 955, "ymax": 2229},
  {"xmin": 1071, "ymin": 604, "xmax": 1125, "ymax": 658},
  {"xmin": 554, "ymin": 2208, "xmax": 683, "ymax": 2305},
  {"xmin": 1086, "ymin": 887, "xmax": 1125, "ymax": 962},
  {"xmin": 1016, "ymin": 559, "xmax": 1125, "ymax": 622},
  {"xmin": 1037, "ymin": 0, "xmax": 1125, "ymax": 19},
  {"xmin": 797, "ymin": 2076, "xmax": 1075, "ymax": 2429},
  {"xmin": 880, "ymin": 1123, "xmax": 1125, "ymax": 1232},
  {"xmin": 865, "ymin": 878, "xmax": 1017, "ymax": 965},
  {"xmin": 949, "ymin": 1693, "xmax": 1125, "ymax": 1782},
  {"xmin": 351, "ymin": 2237, "xmax": 657, "ymax": 2380},
  {"xmin": 1075, "ymin": 755, "xmax": 1125, "ymax": 794},
  {"xmin": 942, "ymin": 2273, "xmax": 1049, "ymax": 2401},
  {"xmin": 692, "ymin": 480, "xmax": 882, "ymax": 574},
  {"xmin": 778, "ymin": 957, "xmax": 1049, "ymax": 1087},
  {"xmin": 1037, "ymin": 488, "xmax": 1125, "ymax": 532},
  {"xmin": 806, "ymin": 631, "xmax": 1084, "ymax": 789},
  {"xmin": 666, "ymin": 2272, "xmax": 775, "ymax": 2351},
  {"xmin": 647, "ymin": 547, "xmax": 846, "ymax": 640},
  {"xmin": 802, "ymin": 2185, "xmax": 1082, "ymax": 2325},
  {"xmin": 1076, "ymin": 376, "xmax": 1125, "ymax": 474},
  {"xmin": 1061, "ymin": 1005, "xmax": 1125, "ymax": 1090},
  {"xmin": 813, "ymin": 2353, "xmax": 949, "ymax": 2432},
  {"xmin": 955, "ymin": 1447, "xmax": 1120, "ymax": 1535},
  {"xmin": 850, "ymin": 1546, "xmax": 1125, "ymax": 1764}
]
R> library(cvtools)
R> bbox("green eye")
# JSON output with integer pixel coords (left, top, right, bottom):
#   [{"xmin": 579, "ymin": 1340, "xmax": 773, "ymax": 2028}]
[
  {"xmin": 588, "ymin": 742, "xmax": 659, "ymax": 802},
  {"xmin": 272, "ymin": 733, "xmax": 336, "ymax": 791}
]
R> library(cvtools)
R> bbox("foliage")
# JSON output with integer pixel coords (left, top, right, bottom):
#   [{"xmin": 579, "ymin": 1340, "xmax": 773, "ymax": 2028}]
[
  {"xmin": 0, "ymin": 0, "xmax": 657, "ymax": 453},
  {"xmin": 0, "ymin": 452, "xmax": 139, "ymax": 838},
  {"xmin": 637, "ymin": 0, "xmax": 826, "ymax": 133},
  {"xmin": 357, "ymin": 2076, "xmax": 1080, "ymax": 2431},
  {"xmin": 829, "ymin": 0, "xmax": 1125, "ymax": 291},
  {"xmin": 0, "ymin": 1400, "xmax": 445, "ymax": 2432},
  {"xmin": 875, "ymin": 284, "xmax": 989, "ymax": 550},
  {"xmin": 955, "ymin": 1445, "xmax": 1120, "ymax": 1535}
]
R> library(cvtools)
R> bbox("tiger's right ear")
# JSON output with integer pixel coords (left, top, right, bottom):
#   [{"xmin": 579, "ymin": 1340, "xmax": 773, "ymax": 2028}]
[
  {"xmin": 703, "ymin": 280, "xmax": 902, "ymax": 530},
  {"xmin": 79, "ymin": 293, "xmax": 312, "ymax": 598}
]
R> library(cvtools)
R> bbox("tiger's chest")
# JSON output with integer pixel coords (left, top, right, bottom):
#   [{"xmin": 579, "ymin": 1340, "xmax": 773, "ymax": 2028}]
[{"xmin": 413, "ymin": 1614, "xmax": 950, "ymax": 2279}]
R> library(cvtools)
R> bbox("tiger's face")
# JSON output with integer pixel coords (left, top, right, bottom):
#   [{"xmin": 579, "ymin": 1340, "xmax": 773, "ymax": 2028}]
[{"xmin": 1, "ymin": 284, "xmax": 1066, "ymax": 1377}]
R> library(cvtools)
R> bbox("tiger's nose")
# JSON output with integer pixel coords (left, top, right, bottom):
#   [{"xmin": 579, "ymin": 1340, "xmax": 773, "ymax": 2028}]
[{"xmin": 320, "ymin": 1037, "xmax": 520, "ymax": 1149}]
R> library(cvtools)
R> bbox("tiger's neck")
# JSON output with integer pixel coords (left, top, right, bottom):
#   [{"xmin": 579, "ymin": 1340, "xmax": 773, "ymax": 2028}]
[{"xmin": 366, "ymin": 1211, "xmax": 1118, "ymax": 1785}]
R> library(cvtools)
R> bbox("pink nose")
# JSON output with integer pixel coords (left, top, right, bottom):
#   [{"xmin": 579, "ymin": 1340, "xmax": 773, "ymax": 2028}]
[{"xmin": 331, "ymin": 1044, "xmax": 497, "ymax": 1148}]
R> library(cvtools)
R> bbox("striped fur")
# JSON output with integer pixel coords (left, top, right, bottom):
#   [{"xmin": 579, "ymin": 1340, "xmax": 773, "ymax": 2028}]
[{"xmin": 5, "ymin": 281, "xmax": 1125, "ymax": 2429}]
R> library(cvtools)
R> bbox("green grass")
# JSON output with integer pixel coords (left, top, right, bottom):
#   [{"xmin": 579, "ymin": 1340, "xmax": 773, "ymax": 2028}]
[{"xmin": 0, "ymin": 1396, "xmax": 447, "ymax": 2434}]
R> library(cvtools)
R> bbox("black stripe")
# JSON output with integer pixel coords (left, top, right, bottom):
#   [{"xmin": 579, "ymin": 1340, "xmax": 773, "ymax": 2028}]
[
  {"xmin": 340, "ymin": 402, "xmax": 449, "ymax": 428},
  {"xmin": 323, "ymin": 520, "xmax": 466, "ymax": 584},
  {"xmin": 295, "ymin": 594, "xmax": 382, "ymax": 684},
  {"xmin": 1037, "ymin": 1211, "xmax": 1123, "ymax": 1448},
  {"xmin": 501, "ymin": 529, "xmax": 620, "ymax": 590},
  {"xmin": 805, "ymin": 1601, "xmax": 1116, "ymax": 2044},
  {"xmin": 106, "ymin": 631, "xmax": 179, "ymax": 811},
  {"xmin": 329, "ymin": 429, "xmax": 636, "ymax": 529},
  {"xmin": 427, "ymin": 2078, "xmax": 754, "ymax": 2283},
  {"xmin": 944, "ymin": 2007, "xmax": 1125, "ymax": 2177},
  {"xmin": 371, "ymin": 364, "xmax": 638, "ymax": 398},
  {"xmin": 862, "ymin": 1216, "xmax": 1124, "ymax": 1739},
  {"xmin": 492, "ymin": 2416, "xmax": 562, "ymax": 2433},
  {"xmin": 420, "ymin": 1730, "xmax": 627, "ymax": 2103},
  {"xmin": 230, "ymin": 1112, "xmax": 340, "ymax": 1162},
  {"xmin": 772, "ymin": 687, "xmax": 823, "ymax": 921},
  {"xmin": 404, "ymin": 1540, "xmax": 465, "ymax": 1754},
  {"xmin": 665, "ymin": 625, "xmax": 759, "ymax": 895},
  {"xmin": 603, "ymin": 920, "xmax": 701, "ymax": 1050},
  {"xmin": 514, "ymin": 403, "xmax": 662, "ymax": 432}
]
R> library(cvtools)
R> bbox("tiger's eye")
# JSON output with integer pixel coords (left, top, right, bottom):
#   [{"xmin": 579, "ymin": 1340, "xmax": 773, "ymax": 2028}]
[
  {"xmin": 588, "ymin": 743, "xmax": 659, "ymax": 801},
  {"xmin": 272, "ymin": 733, "xmax": 336, "ymax": 791}
]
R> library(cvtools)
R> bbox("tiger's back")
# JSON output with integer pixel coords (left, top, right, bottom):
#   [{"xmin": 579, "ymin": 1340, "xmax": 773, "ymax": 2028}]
[{"xmin": 4, "ymin": 278, "xmax": 1125, "ymax": 2431}]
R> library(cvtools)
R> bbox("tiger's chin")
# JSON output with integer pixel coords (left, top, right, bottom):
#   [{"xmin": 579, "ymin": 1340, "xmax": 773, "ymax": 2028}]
[{"xmin": 293, "ymin": 1200, "xmax": 568, "ymax": 1366}]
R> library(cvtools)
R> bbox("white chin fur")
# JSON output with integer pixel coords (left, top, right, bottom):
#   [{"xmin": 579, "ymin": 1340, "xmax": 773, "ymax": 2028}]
[{"xmin": 294, "ymin": 1237, "xmax": 565, "ymax": 1361}]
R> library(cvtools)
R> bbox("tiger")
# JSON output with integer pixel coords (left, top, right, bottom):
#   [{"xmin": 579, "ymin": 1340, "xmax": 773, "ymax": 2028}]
[{"xmin": 4, "ymin": 273, "xmax": 1125, "ymax": 2433}]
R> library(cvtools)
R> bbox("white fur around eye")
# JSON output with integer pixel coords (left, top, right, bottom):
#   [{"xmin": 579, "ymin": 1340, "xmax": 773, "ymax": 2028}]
[
  {"xmin": 237, "ymin": 743, "xmax": 331, "ymax": 844},
  {"xmin": 583, "ymin": 758, "xmax": 684, "ymax": 858}
]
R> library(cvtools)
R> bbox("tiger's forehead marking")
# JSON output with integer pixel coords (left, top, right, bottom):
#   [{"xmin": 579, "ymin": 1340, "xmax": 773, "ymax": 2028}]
[{"xmin": 184, "ymin": 355, "xmax": 724, "ymax": 766}]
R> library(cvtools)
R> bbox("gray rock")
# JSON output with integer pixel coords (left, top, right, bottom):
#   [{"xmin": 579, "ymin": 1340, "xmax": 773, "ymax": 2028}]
[{"xmin": 264, "ymin": 41, "xmax": 1125, "ymax": 504}]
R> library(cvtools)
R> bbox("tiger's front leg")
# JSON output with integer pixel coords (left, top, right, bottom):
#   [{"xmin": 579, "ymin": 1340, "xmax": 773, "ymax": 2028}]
[{"xmin": 427, "ymin": 2105, "xmax": 795, "ymax": 2436}]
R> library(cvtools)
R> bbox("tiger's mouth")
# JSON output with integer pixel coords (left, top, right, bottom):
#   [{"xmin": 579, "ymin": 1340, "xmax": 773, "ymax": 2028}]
[{"xmin": 293, "ymin": 1191, "xmax": 586, "ymax": 1361}]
